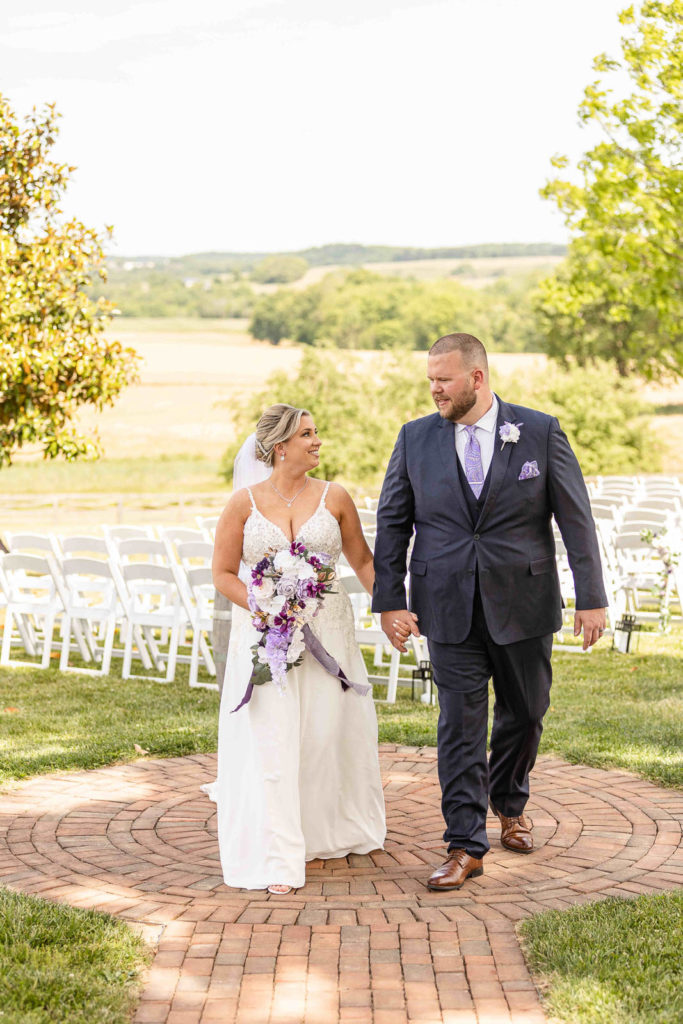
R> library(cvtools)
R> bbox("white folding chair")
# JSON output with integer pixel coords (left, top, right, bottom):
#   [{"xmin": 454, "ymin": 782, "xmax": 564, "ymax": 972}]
[
  {"xmin": 621, "ymin": 509, "xmax": 672, "ymax": 530},
  {"xmin": 121, "ymin": 564, "xmax": 185, "ymax": 682},
  {"xmin": 102, "ymin": 525, "xmax": 156, "ymax": 543},
  {"xmin": 339, "ymin": 573, "xmax": 403, "ymax": 703},
  {"xmin": 116, "ymin": 537, "xmax": 170, "ymax": 567},
  {"xmin": 0, "ymin": 553, "xmax": 61, "ymax": 669},
  {"xmin": 110, "ymin": 538, "xmax": 173, "ymax": 670},
  {"xmin": 5, "ymin": 532, "xmax": 62, "ymax": 558},
  {"xmin": 195, "ymin": 515, "xmax": 219, "ymax": 537},
  {"xmin": 184, "ymin": 566, "xmax": 218, "ymax": 689},
  {"xmin": 635, "ymin": 497, "xmax": 682, "ymax": 513},
  {"xmin": 2, "ymin": 535, "xmax": 65, "ymax": 656},
  {"xmin": 61, "ymin": 535, "xmax": 110, "ymax": 560},
  {"xmin": 160, "ymin": 527, "xmax": 207, "ymax": 548},
  {"xmin": 175, "ymin": 541, "xmax": 213, "ymax": 569},
  {"xmin": 59, "ymin": 558, "xmax": 118, "ymax": 675}
]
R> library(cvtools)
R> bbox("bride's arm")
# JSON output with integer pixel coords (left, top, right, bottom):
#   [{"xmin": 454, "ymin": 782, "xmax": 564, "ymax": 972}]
[
  {"xmin": 334, "ymin": 485, "xmax": 375, "ymax": 594},
  {"xmin": 212, "ymin": 490, "xmax": 251, "ymax": 610}
]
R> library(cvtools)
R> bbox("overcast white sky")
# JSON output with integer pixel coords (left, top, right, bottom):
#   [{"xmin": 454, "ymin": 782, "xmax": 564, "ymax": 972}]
[{"xmin": 2, "ymin": 0, "xmax": 628, "ymax": 256}]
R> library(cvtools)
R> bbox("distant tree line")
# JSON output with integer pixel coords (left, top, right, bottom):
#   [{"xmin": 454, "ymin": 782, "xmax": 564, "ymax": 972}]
[
  {"xmin": 90, "ymin": 272, "xmax": 256, "ymax": 318},
  {"xmin": 107, "ymin": 242, "xmax": 565, "ymax": 277},
  {"xmin": 249, "ymin": 269, "xmax": 544, "ymax": 352}
]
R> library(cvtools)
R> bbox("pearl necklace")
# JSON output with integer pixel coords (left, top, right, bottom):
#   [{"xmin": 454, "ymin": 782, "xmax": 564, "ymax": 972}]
[{"xmin": 270, "ymin": 477, "xmax": 309, "ymax": 508}]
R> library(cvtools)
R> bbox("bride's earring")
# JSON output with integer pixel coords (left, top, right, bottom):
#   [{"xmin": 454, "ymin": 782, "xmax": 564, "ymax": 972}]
[{"xmin": 280, "ymin": 450, "xmax": 285, "ymax": 461}]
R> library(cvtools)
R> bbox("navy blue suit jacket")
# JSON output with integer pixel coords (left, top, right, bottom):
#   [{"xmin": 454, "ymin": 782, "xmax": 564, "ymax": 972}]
[{"xmin": 372, "ymin": 398, "xmax": 607, "ymax": 645}]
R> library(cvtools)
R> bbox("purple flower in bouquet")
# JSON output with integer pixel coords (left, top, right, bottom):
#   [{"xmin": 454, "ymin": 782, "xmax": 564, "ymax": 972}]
[
  {"xmin": 276, "ymin": 577, "xmax": 299, "ymax": 600},
  {"xmin": 247, "ymin": 542, "xmax": 336, "ymax": 695}
]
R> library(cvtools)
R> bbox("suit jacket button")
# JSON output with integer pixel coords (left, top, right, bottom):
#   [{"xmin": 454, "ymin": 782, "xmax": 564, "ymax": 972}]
[{"xmin": 473, "ymin": 533, "xmax": 480, "ymax": 540}]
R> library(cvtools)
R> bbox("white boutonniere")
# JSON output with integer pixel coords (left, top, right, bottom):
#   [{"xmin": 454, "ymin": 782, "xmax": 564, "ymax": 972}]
[{"xmin": 499, "ymin": 421, "xmax": 522, "ymax": 450}]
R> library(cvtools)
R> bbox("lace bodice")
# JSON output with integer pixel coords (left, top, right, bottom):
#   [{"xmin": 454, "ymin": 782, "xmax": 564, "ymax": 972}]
[
  {"xmin": 238, "ymin": 483, "xmax": 353, "ymax": 637},
  {"xmin": 241, "ymin": 483, "xmax": 342, "ymax": 568}
]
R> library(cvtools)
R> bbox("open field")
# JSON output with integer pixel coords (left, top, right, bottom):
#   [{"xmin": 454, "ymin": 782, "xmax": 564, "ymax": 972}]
[
  {"xmin": 259, "ymin": 253, "xmax": 565, "ymax": 292},
  {"xmin": 1, "ymin": 319, "xmax": 681, "ymax": 529}
]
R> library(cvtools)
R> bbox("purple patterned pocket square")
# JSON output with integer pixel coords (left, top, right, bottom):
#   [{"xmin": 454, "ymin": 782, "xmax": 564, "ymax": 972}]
[{"xmin": 518, "ymin": 460, "xmax": 540, "ymax": 480}]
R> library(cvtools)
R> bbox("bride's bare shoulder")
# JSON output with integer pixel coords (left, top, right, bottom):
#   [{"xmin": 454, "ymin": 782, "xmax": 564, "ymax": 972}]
[
  {"xmin": 324, "ymin": 481, "xmax": 357, "ymax": 513},
  {"xmin": 217, "ymin": 487, "xmax": 252, "ymax": 528}
]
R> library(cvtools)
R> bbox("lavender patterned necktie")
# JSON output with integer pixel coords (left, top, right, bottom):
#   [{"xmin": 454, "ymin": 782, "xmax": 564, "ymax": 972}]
[{"xmin": 463, "ymin": 425, "xmax": 484, "ymax": 498}]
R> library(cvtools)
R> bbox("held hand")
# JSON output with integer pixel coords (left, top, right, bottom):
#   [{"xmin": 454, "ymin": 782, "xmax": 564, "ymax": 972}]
[
  {"xmin": 381, "ymin": 610, "xmax": 420, "ymax": 654},
  {"xmin": 574, "ymin": 608, "xmax": 607, "ymax": 651}
]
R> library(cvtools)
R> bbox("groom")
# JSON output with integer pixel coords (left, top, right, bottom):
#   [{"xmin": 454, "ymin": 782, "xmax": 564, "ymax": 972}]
[{"xmin": 372, "ymin": 333, "xmax": 607, "ymax": 891}]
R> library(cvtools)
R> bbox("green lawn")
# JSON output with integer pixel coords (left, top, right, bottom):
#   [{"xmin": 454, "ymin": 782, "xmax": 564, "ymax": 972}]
[
  {"xmin": 113, "ymin": 316, "xmax": 249, "ymax": 335},
  {"xmin": 0, "ymin": 887, "xmax": 150, "ymax": 1024},
  {"xmin": 0, "ymin": 454, "xmax": 224, "ymax": 494},
  {"xmin": 0, "ymin": 627, "xmax": 680, "ymax": 787},
  {"xmin": 520, "ymin": 890, "xmax": 683, "ymax": 1024},
  {"xmin": 0, "ymin": 629, "xmax": 680, "ymax": 1024}
]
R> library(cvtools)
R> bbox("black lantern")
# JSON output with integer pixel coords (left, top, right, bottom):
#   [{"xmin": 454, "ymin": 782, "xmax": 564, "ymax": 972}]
[
  {"xmin": 412, "ymin": 660, "xmax": 434, "ymax": 703},
  {"xmin": 612, "ymin": 614, "xmax": 641, "ymax": 653}
]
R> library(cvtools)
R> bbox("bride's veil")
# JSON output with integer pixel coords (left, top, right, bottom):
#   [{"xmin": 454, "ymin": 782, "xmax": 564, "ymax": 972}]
[
  {"xmin": 232, "ymin": 431, "xmax": 272, "ymax": 490},
  {"xmin": 212, "ymin": 432, "xmax": 270, "ymax": 695},
  {"xmin": 205, "ymin": 431, "xmax": 271, "ymax": 799}
]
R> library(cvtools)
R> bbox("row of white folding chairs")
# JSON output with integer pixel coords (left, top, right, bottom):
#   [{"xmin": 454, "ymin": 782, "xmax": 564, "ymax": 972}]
[
  {"xmin": 596, "ymin": 521, "xmax": 682, "ymax": 620},
  {"xmin": 5, "ymin": 523, "xmax": 216, "ymax": 554},
  {"xmin": 589, "ymin": 475, "xmax": 683, "ymax": 494},
  {"xmin": 0, "ymin": 536, "xmax": 219, "ymax": 687},
  {"xmin": 551, "ymin": 515, "xmax": 683, "ymax": 638}
]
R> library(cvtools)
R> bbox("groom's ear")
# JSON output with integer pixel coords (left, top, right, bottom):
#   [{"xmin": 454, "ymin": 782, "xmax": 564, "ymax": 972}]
[{"xmin": 472, "ymin": 368, "xmax": 486, "ymax": 389}]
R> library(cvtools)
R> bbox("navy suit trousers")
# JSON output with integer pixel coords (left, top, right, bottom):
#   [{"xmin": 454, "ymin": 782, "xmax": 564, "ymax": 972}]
[{"xmin": 428, "ymin": 588, "xmax": 552, "ymax": 859}]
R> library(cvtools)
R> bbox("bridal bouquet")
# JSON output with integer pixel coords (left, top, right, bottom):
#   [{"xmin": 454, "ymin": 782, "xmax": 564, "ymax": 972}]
[
  {"xmin": 248, "ymin": 542, "xmax": 336, "ymax": 692},
  {"xmin": 230, "ymin": 541, "xmax": 371, "ymax": 713}
]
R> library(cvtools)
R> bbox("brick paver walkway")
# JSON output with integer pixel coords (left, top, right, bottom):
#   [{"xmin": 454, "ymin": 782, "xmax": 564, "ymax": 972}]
[{"xmin": 1, "ymin": 746, "xmax": 682, "ymax": 1024}]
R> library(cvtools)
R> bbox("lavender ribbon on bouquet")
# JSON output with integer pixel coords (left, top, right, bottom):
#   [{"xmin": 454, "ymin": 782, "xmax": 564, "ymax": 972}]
[{"xmin": 300, "ymin": 625, "xmax": 371, "ymax": 697}]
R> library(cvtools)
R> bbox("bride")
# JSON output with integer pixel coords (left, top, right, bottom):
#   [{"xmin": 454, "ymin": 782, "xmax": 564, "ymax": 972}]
[{"xmin": 210, "ymin": 403, "xmax": 386, "ymax": 893}]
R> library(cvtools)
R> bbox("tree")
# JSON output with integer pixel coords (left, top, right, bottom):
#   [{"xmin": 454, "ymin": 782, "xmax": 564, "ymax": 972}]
[
  {"xmin": 535, "ymin": 1, "xmax": 682, "ymax": 379},
  {"xmin": 250, "ymin": 290, "xmax": 298, "ymax": 344},
  {"xmin": 498, "ymin": 362, "xmax": 660, "ymax": 475},
  {"xmin": 222, "ymin": 349, "xmax": 434, "ymax": 491},
  {"xmin": 250, "ymin": 255, "xmax": 308, "ymax": 284},
  {"xmin": 0, "ymin": 97, "xmax": 139, "ymax": 464}
]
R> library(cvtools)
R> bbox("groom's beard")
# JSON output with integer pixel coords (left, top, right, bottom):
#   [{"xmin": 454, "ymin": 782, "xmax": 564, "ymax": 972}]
[{"xmin": 435, "ymin": 386, "xmax": 477, "ymax": 422}]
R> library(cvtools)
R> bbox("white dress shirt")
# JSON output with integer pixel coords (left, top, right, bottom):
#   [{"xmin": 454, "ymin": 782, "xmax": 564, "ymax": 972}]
[{"xmin": 455, "ymin": 394, "xmax": 499, "ymax": 479}]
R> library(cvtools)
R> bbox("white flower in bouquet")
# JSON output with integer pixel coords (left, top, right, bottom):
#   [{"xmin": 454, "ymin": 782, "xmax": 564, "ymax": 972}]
[
  {"xmin": 260, "ymin": 593, "xmax": 288, "ymax": 617},
  {"xmin": 273, "ymin": 550, "xmax": 301, "ymax": 573},
  {"xmin": 298, "ymin": 603, "xmax": 318, "ymax": 624},
  {"xmin": 295, "ymin": 561, "xmax": 318, "ymax": 581},
  {"xmin": 286, "ymin": 628, "xmax": 305, "ymax": 663},
  {"xmin": 255, "ymin": 577, "xmax": 275, "ymax": 599}
]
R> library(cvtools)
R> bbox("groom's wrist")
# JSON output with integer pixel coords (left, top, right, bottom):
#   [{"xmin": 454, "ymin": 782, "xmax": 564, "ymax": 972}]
[{"xmin": 372, "ymin": 594, "xmax": 408, "ymax": 613}]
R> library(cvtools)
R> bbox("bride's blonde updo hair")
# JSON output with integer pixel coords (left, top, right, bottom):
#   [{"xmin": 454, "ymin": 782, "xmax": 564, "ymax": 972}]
[{"xmin": 255, "ymin": 404, "xmax": 311, "ymax": 467}]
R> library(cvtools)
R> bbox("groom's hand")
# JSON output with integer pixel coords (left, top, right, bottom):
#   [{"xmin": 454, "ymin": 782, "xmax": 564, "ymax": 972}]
[
  {"xmin": 381, "ymin": 610, "xmax": 420, "ymax": 653},
  {"xmin": 574, "ymin": 608, "xmax": 607, "ymax": 650}
]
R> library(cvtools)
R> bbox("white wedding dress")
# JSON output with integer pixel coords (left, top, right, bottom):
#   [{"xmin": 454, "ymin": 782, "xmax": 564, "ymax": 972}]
[{"xmin": 210, "ymin": 483, "xmax": 386, "ymax": 890}]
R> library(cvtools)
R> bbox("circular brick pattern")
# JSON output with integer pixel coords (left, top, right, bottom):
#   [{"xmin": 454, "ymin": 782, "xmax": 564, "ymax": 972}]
[
  {"xmin": 2, "ymin": 747, "xmax": 681, "ymax": 1024},
  {"xmin": 2, "ymin": 746, "xmax": 681, "ymax": 917}
]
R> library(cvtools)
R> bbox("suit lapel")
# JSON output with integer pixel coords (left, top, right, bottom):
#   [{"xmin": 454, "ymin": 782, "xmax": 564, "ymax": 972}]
[
  {"xmin": 436, "ymin": 419, "xmax": 471, "ymax": 523},
  {"xmin": 475, "ymin": 398, "xmax": 516, "ymax": 529}
]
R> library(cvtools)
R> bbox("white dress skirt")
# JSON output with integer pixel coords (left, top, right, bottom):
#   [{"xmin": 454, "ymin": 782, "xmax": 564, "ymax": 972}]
[{"xmin": 208, "ymin": 484, "xmax": 386, "ymax": 890}]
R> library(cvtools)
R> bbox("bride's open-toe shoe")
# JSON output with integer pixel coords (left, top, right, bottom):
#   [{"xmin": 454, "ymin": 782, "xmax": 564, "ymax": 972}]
[{"xmin": 267, "ymin": 884, "xmax": 293, "ymax": 895}]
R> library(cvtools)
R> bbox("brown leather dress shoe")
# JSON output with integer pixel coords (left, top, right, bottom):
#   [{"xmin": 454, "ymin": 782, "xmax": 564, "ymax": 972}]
[
  {"xmin": 427, "ymin": 848, "xmax": 484, "ymax": 891},
  {"xmin": 490, "ymin": 803, "xmax": 534, "ymax": 853}
]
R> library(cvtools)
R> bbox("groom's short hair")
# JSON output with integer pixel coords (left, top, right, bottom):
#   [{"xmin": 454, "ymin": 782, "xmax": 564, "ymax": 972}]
[{"xmin": 430, "ymin": 333, "xmax": 488, "ymax": 372}]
